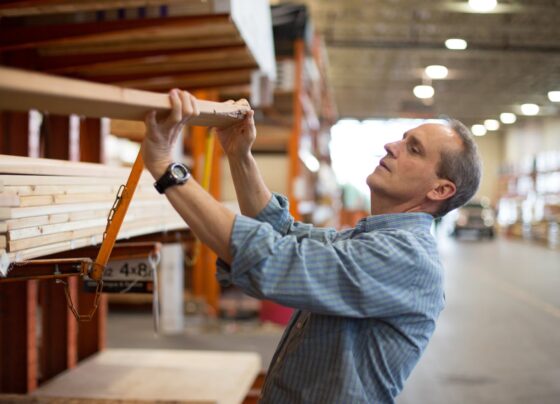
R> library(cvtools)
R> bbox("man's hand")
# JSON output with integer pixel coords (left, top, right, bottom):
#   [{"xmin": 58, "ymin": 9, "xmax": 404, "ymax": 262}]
[
  {"xmin": 214, "ymin": 99, "xmax": 256, "ymax": 159},
  {"xmin": 143, "ymin": 89, "xmax": 199, "ymax": 177}
]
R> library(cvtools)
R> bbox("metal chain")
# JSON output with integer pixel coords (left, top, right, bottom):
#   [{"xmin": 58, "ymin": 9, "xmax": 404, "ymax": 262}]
[
  {"xmin": 103, "ymin": 184, "xmax": 126, "ymax": 241},
  {"xmin": 61, "ymin": 278, "xmax": 104, "ymax": 322},
  {"xmin": 61, "ymin": 184, "xmax": 125, "ymax": 321}
]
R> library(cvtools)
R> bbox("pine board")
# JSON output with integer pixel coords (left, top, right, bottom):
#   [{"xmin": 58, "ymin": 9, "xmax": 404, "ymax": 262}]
[
  {"xmin": 0, "ymin": 198, "xmax": 167, "ymax": 220},
  {"xmin": 0, "ymin": 174, "xmax": 153, "ymax": 186},
  {"xmin": 0, "ymin": 66, "xmax": 250, "ymax": 125},
  {"xmin": 8, "ymin": 209, "xmax": 182, "ymax": 241},
  {"xmin": 6, "ymin": 218, "xmax": 187, "ymax": 262}
]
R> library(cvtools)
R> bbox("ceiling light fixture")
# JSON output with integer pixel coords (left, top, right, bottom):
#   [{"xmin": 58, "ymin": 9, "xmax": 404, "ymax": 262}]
[
  {"xmin": 468, "ymin": 0, "xmax": 498, "ymax": 12},
  {"xmin": 548, "ymin": 91, "xmax": 560, "ymax": 102},
  {"xmin": 413, "ymin": 85, "xmax": 434, "ymax": 99},
  {"xmin": 445, "ymin": 38, "xmax": 468, "ymax": 50},
  {"xmin": 500, "ymin": 113, "xmax": 517, "ymax": 124},
  {"xmin": 471, "ymin": 124, "xmax": 487, "ymax": 136},
  {"xmin": 521, "ymin": 103, "xmax": 539, "ymax": 116},
  {"xmin": 425, "ymin": 65, "xmax": 449, "ymax": 79},
  {"xmin": 484, "ymin": 119, "xmax": 500, "ymax": 131}
]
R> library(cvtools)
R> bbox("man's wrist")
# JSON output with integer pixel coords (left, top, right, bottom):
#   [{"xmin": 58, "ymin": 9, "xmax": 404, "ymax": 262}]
[{"xmin": 146, "ymin": 160, "xmax": 172, "ymax": 180}]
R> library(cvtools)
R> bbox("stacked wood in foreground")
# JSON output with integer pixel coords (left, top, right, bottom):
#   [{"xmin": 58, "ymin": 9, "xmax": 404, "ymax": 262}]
[{"xmin": 0, "ymin": 154, "xmax": 187, "ymax": 266}]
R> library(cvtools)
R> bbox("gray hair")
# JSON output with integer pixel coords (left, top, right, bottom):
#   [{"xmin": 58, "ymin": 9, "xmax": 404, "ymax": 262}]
[{"xmin": 434, "ymin": 119, "xmax": 482, "ymax": 218}]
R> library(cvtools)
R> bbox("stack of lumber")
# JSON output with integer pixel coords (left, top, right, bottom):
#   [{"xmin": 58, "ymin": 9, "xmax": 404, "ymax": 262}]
[{"xmin": 0, "ymin": 154, "xmax": 186, "ymax": 266}]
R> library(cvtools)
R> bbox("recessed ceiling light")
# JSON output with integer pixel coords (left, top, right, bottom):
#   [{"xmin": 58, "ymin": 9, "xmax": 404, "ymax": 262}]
[
  {"xmin": 548, "ymin": 91, "xmax": 560, "ymax": 102},
  {"xmin": 469, "ymin": 0, "xmax": 497, "ymax": 12},
  {"xmin": 484, "ymin": 119, "xmax": 500, "ymax": 131},
  {"xmin": 521, "ymin": 103, "xmax": 539, "ymax": 116},
  {"xmin": 445, "ymin": 38, "xmax": 468, "ymax": 50},
  {"xmin": 500, "ymin": 113, "xmax": 517, "ymax": 124},
  {"xmin": 425, "ymin": 65, "xmax": 448, "ymax": 79},
  {"xmin": 471, "ymin": 124, "xmax": 487, "ymax": 136},
  {"xmin": 413, "ymin": 85, "xmax": 434, "ymax": 99}
]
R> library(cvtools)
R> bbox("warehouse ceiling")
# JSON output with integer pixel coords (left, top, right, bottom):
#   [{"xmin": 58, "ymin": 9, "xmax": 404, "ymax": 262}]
[{"xmin": 279, "ymin": 0, "xmax": 560, "ymax": 125}]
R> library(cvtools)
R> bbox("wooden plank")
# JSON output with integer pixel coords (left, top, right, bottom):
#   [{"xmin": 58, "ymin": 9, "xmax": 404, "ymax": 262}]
[
  {"xmin": 109, "ymin": 119, "xmax": 146, "ymax": 142},
  {"xmin": 1, "ymin": 214, "xmax": 71, "ymax": 232},
  {"xmin": 2, "ymin": 184, "xmax": 120, "ymax": 196},
  {"xmin": 0, "ymin": 14, "xmax": 234, "ymax": 52},
  {"xmin": 32, "ymin": 349, "xmax": 260, "ymax": 404},
  {"xmin": 114, "ymin": 67, "xmax": 255, "ymax": 91},
  {"xmin": 44, "ymin": 44, "xmax": 250, "ymax": 77},
  {"xmin": 41, "ymin": 35, "xmax": 244, "ymax": 57},
  {"xmin": 0, "ymin": 194, "xmax": 20, "ymax": 207},
  {"xmin": 6, "ymin": 219, "xmax": 187, "ymax": 262},
  {"xmin": 0, "ymin": 174, "xmax": 151, "ymax": 186},
  {"xmin": 7, "ymin": 214, "xmax": 184, "ymax": 252},
  {"xmin": 0, "ymin": 0, "xmax": 187, "ymax": 17},
  {"xmin": 7, "ymin": 208, "xmax": 182, "ymax": 241},
  {"xmin": 0, "ymin": 67, "xmax": 250, "ymax": 125},
  {"xmin": 0, "ymin": 198, "xmax": 167, "ymax": 220},
  {"xmin": 51, "ymin": 46, "xmax": 255, "ymax": 78},
  {"xmin": 0, "ymin": 154, "xmax": 139, "ymax": 177}
]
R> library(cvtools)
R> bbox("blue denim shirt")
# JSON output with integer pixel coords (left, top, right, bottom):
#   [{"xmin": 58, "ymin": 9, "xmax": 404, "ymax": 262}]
[{"xmin": 217, "ymin": 194, "xmax": 445, "ymax": 403}]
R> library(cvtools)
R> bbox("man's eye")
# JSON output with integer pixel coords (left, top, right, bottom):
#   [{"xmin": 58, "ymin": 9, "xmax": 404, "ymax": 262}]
[{"xmin": 410, "ymin": 146, "xmax": 419, "ymax": 154}]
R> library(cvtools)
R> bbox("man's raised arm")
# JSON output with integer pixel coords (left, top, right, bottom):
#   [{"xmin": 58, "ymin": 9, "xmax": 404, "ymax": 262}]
[{"xmin": 215, "ymin": 100, "xmax": 272, "ymax": 218}]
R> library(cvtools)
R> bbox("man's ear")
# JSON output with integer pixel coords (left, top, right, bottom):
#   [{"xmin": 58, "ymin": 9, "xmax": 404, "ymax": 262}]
[{"xmin": 427, "ymin": 179, "xmax": 456, "ymax": 202}]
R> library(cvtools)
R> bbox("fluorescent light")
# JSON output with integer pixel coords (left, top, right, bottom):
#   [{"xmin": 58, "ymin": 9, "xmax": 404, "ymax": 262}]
[
  {"xmin": 521, "ymin": 103, "xmax": 539, "ymax": 116},
  {"xmin": 471, "ymin": 124, "xmax": 487, "ymax": 137},
  {"xmin": 445, "ymin": 38, "xmax": 468, "ymax": 50},
  {"xmin": 484, "ymin": 119, "xmax": 500, "ymax": 131},
  {"xmin": 500, "ymin": 112, "xmax": 517, "ymax": 124},
  {"xmin": 425, "ymin": 65, "xmax": 448, "ymax": 79},
  {"xmin": 469, "ymin": 0, "xmax": 497, "ymax": 12},
  {"xmin": 413, "ymin": 85, "xmax": 434, "ymax": 99},
  {"xmin": 548, "ymin": 91, "xmax": 560, "ymax": 102}
]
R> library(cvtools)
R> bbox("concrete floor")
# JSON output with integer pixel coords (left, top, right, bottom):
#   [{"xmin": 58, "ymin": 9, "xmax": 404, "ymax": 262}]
[{"xmin": 107, "ymin": 236, "xmax": 560, "ymax": 404}]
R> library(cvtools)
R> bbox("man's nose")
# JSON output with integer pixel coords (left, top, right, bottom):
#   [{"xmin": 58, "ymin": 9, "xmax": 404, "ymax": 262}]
[{"xmin": 384, "ymin": 141, "xmax": 399, "ymax": 157}]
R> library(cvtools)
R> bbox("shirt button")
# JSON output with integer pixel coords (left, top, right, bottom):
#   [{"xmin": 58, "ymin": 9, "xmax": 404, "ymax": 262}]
[{"xmin": 296, "ymin": 322, "xmax": 303, "ymax": 329}]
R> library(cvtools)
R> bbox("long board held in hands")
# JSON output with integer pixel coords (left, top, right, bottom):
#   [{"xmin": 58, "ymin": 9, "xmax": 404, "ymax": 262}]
[{"xmin": 0, "ymin": 66, "xmax": 250, "ymax": 126}]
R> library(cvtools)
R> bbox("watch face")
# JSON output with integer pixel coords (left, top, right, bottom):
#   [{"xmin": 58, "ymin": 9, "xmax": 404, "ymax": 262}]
[{"xmin": 170, "ymin": 164, "xmax": 188, "ymax": 179}]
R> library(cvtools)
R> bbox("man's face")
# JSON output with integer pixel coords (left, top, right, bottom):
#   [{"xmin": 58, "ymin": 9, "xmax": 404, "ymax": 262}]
[{"xmin": 367, "ymin": 123, "xmax": 462, "ymax": 209}]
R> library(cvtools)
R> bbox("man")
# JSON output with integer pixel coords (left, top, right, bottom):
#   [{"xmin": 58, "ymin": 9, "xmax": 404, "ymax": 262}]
[{"xmin": 142, "ymin": 89, "xmax": 482, "ymax": 403}]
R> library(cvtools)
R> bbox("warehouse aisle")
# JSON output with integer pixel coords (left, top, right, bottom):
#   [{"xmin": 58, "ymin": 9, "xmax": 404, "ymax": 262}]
[
  {"xmin": 397, "ymin": 237, "xmax": 560, "ymax": 404},
  {"xmin": 107, "ymin": 237, "xmax": 560, "ymax": 403}
]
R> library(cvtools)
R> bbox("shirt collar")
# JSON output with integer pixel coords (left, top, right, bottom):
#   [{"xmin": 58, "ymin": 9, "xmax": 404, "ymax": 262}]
[{"xmin": 354, "ymin": 212, "xmax": 434, "ymax": 234}]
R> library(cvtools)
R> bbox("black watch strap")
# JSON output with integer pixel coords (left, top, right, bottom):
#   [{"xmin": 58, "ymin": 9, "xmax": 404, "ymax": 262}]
[{"xmin": 154, "ymin": 162, "xmax": 191, "ymax": 194}]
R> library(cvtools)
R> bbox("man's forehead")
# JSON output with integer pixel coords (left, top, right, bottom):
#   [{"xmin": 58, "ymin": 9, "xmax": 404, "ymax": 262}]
[
  {"xmin": 410, "ymin": 123, "xmax": 455, "ymax": 137},
  {"xmin": 409, "ymin": 123, "xmax": 460, "ymax": 145}
]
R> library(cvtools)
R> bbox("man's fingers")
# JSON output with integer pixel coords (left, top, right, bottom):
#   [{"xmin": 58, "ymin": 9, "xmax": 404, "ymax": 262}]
[
  {"xmin": 168, "ymin": 89, "xmax": 182, "ymax": 125},
  {"xmin": 144, "ymin": 110, "xmax": 157, "ymax": 131},
  {"xmin": 189, "ymin": 92, "xmax": 200, "ymax": 117},
  {"xmin": 236, "ymin": 98, "xmax": 250, "ymax": 107},
  {"xmin": 224, "ymin": 99, "xmax": 235, "ymax": 105}
]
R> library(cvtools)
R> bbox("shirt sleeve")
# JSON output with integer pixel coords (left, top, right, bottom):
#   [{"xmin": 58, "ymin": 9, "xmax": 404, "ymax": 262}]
[
  {"xmin": 255, "ymin": 192, "xmax": 339, "ymax": 242},
  {"xmin": 219, "ymin": 214, "xmax": 433, "ymax": 319}
]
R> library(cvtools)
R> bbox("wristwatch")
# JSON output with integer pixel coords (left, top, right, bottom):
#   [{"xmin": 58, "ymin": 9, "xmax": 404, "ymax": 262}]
[{"xmin": 154, "ymin": 162, "xmax": 191, "ymax": 194}]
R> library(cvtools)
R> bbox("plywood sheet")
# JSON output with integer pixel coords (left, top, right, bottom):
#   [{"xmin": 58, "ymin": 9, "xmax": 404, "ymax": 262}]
[{"xmin": 33, "ymin": 349, "xmax": 261, "ymax": 404}]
